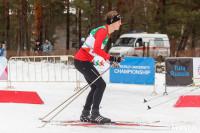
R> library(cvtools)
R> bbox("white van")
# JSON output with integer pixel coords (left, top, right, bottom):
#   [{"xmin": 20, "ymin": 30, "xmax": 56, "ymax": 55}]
[{"xmin": 108, "ymin": 33, "xmax": 170, "ymax": 59}]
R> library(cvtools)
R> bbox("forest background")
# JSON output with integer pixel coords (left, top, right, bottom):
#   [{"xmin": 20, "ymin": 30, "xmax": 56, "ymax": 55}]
[{"xmin": 0, "ymin": 0, "xmax": 200, "ymax": 59}]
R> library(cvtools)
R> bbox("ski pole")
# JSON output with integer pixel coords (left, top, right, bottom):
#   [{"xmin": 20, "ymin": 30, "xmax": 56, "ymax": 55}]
[
  {"xmin": 147, "ymin": 86, "xmax": 200, "ymax": 110},
  {"xmin": 144, "ymin": 80, "xmax": 200, "ymax": 103},
  {"xmin": 41, "ymin": 63, "xmax": 114, "ymax": 127},
  {"xmin": 40, "ymin": 83, "xmax": 90, "ymax": 120},
  {"xmin": 40, "ymin": 86, "xmax": 88, "ymax": 128}
]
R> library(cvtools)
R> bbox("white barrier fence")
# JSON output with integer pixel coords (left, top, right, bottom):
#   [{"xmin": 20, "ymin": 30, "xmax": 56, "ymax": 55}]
[{"xmin": 6, "ymin": 55, "xmax": 80, "ymax": 89}]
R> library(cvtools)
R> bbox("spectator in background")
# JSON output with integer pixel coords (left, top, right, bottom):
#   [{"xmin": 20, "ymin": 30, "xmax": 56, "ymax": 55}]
[
  {"xmin": 34, "ymin": 40, "xmax": 43, "ymax": 54},
  {"xmin": 79, "ymin": 37, "xmax": 85, "ymax": 49},
  {"xmin": 0, "ymin": 44, "xmax": 5, "ymax": 56},
  {"xmin": 43, "ymin": 38, "xmax": 52, "ymax": 56}
]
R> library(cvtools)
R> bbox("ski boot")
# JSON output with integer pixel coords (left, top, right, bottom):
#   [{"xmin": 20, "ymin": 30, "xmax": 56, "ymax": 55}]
[
  {"xmin": 80, "ymin": 109, "xmax": 91, "ymax": 122},
  {"xmin": 90, "ymin": 109, "xmax": 111, "ymax": 124}
]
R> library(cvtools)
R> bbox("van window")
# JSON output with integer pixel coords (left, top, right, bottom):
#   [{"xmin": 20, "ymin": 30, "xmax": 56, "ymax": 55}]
[
  {"xmin": 155, "ymin": 38, "xmax": 164, "ymax": 47},
  {"xmin": 135, "ymin": 38, "xmax": 143, "ymax": 47},
  {"xmin": 114, "ymin": 38, "xmax": 136, "ymax": 47}
]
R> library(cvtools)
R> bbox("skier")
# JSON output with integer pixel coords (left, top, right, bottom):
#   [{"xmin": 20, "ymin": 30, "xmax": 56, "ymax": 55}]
[{"xmin": 74, "ymin": 11, "xmax": 123, "ymax": 124}]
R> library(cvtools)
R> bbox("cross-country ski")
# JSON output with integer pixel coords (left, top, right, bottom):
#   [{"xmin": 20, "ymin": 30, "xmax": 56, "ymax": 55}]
[
  {"xmin": 41, "ymin": 120, "xmax": 171, "ymax": 130},
  {"xmin": 42, "ymin": 120, "xmax": 164, "ymax": 127}
]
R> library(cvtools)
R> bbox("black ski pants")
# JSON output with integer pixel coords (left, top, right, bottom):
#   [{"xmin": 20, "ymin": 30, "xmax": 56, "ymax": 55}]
[{"xmin": 74, "ymin": 59, "xmax": 106, "ymax": 110}]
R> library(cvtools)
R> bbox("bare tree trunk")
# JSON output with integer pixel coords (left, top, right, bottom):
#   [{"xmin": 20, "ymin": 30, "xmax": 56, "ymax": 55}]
[
  {"xmin": 34, "ymin": 1, "xmax": 43, "ymax": 43},
  {"xmin": 155, "ymin": 0, "xmax": 166, "ymax": 32},
  {"xmin": 176, "ymin": 24, "xmax": 190, "ymax": 57},
  {"xmin": 108, "ymin": 0, "xmax": 111, "ymax": 11},
  {"xmin": 75, "ymin": 8, "xmax": 78, "ymax": 48},
  {"xmin": 23, "ymin": 0, "xmax": 29, "ymax": 51},
  {"xmin": 66, "ymin": 0, "xmax": 70, "ymax": 50},
  {"xmin": 191, "ymin": 27, "xmax": 196, "ymax": 57},
  {"xmin": 94, "ymin": 0, "xmax": 101, "ymax": 27},
  {"xmin": 88, "ymin": 0, "xmax": 93, "ymax": 34},
  {"xmin": 78, "ymin": 8, "xmax": 81, "ymax": 49},
  {"xmin": 5, "ymin": 0, "xmax": 10, "ymax": 50},
  {"xmin": 16, "ymin": 6, "xmax": 20, "ymax": 55},
  {"xmin": 171, "ymin": 40, "xmax": 176, "ymax": 57},
  {"xmin": 116, "ymin": 0, "xmax": 124, "ymax": 37},
  {"xmin": 19, "ymin": 0, "xmax": 25, "ymax": 50},
  {"xmin": 116, "ymin": 0, "xmax": 124, "ymax": 14},
  {"xmin": 111, "ymin": 0, "xmax": 124, "ymax": 45},
  {"xmin": 130, "ymin": 0, "xmax": 135, "ymax": 30},
  {"xmin": 45, "ymin": 1, "xmax": 51, "ymax": 40},
  {"xmin": 105, "ymin": 0, "xmax": 112, "ymax": 53},
  {"xmin": 160, "ymin": 0, "xmax": 166, "ymax": 33},
  {"xmin": 13, "ymin": 10, "xmax": 18, "ymax": 49},
  {"xmin": 191, "ymin": 28, "xmax": 196, "ymax": 48}
]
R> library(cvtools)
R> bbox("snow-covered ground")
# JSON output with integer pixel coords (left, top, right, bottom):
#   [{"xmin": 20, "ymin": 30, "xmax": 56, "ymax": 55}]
[{"xmin": 1, "ymin": 64, "xmax": 200, "ymax": 133}]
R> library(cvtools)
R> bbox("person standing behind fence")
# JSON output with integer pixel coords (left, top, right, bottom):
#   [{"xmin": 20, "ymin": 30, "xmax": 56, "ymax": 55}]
[
  {"xmin": 42, "ymin": 39, "xmax": 52, "ymax": 56},
  {"xmin": 0, "ymin": 44, "xmax": 5, "ymax": 56},
  {"xmin": 34, "ymin": 40, "xmax": 43, "ymax": 55},
  {"xmin": 79, "ymin": 37, "xmax": 85, "ymax": 49}
]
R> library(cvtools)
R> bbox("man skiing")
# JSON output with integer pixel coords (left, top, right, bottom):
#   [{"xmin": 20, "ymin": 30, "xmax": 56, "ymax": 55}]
[{"xmin": 74, "ymin": 11, "xmax": 123, "ymax": 124}]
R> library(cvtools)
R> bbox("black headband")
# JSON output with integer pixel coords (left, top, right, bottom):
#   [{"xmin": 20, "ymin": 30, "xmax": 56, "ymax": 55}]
[{"xmin": 107, "ymin": 14, "xmax": 121, "ymax": 25}]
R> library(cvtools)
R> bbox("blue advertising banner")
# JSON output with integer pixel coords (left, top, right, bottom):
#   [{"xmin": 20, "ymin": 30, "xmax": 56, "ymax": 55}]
[{"xmin": 110, "ymin": 57, "xmax": 155, "ymax": 85}]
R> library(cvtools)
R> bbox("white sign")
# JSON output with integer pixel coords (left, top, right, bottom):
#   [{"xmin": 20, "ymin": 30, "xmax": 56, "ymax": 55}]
[
  {"xmin": 0, "ymin": 57, "xmax": 8, "ymax": 80},
  {"xmin": 193, "ymin": 58, "xmax": 200, "ymax": 86}
]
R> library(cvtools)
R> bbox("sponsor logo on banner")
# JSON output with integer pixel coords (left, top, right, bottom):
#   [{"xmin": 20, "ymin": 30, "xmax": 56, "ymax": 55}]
[
  {"xmin": 169, "ymin": 65, "xmax": 190, "ymax": 77},
  {"xmin": 113, "ymin": 65, "xmax": 151, "ymax": 75},
  {"xmin": 193, "ymin": 58, "xmax": 200, "ymax": 86},
  {"xmin": 110, "ymin": 57, "xmax": 155, "ymax": 85}
]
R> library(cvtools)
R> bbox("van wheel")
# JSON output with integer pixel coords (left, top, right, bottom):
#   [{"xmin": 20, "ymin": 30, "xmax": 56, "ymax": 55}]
[{"xmin": 157, "ymin": 55, "xmax": 163, "ymax": 62}]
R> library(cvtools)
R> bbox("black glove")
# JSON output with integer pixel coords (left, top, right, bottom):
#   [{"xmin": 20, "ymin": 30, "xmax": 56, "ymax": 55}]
[
  {"xmin": 110, "ymin": 56, "xmax": 122, "ymax": 69},
  {"xmin": 110, "ymin": 56, "xmax": 122, "ymax": 63}
]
